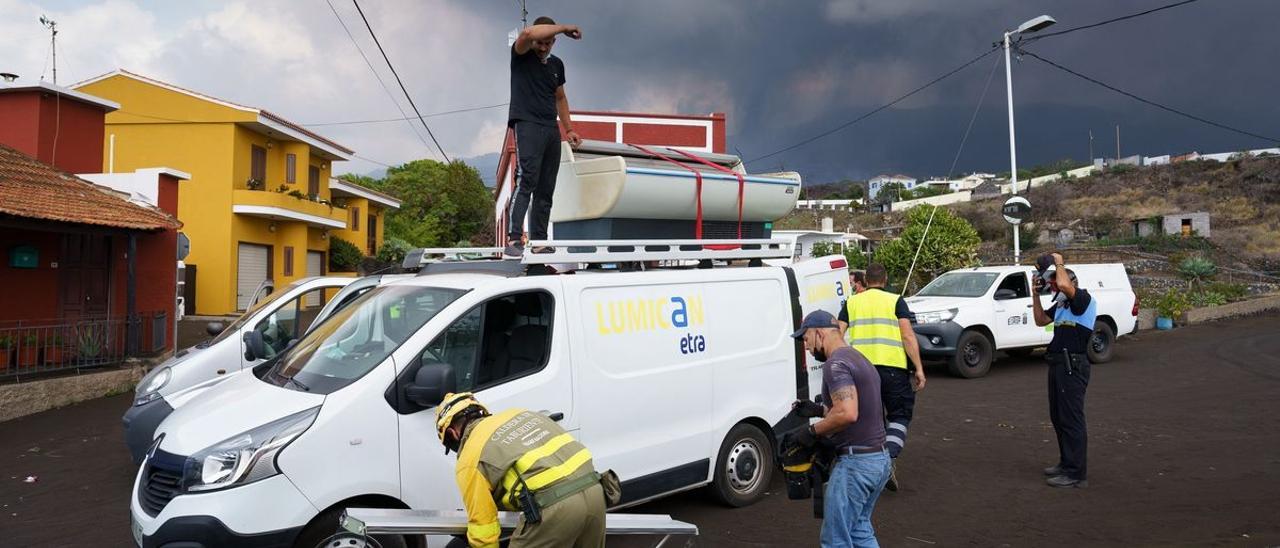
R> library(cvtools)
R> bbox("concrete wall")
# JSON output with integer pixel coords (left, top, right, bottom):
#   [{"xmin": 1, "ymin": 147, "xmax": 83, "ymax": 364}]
[
  {"xmin": 1162, "ymin": 212, "xmax": 1210, "ymax": 238},
  {"xmin": 1183, "ymin": 293, "xmax": 1280, "ymax": 325},
  {"xmin": 0, "ymin": 365, "xmax": 143, "ymax": 423}
]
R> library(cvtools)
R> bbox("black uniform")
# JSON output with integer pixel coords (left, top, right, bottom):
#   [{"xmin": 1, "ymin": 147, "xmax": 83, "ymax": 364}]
[
  {"xmin": 1045, "ymin": 289, "xmax": 1096, "ymax": 482},
  {"xmin": 506, "ymin": 44, "xmax": 566, "ymax": 243}
]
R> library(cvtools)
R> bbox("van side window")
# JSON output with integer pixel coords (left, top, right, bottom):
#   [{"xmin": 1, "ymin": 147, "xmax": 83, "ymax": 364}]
[
  {"xmin": 423, "ymin": 291, "xmax": 554, "ymax": 392},
  {"xmin": 995, "ymin": 273, "xmax": 1030, "ymax": 300},
  {"xmin": 253, "ymin": 288, "xmax": 328, "ymax": 358}
]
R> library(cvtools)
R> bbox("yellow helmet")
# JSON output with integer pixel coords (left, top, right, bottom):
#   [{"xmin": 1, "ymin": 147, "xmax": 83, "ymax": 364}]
[{"xmin": 434, "ymin": 392, "xmax": 488, "ymax": 442}]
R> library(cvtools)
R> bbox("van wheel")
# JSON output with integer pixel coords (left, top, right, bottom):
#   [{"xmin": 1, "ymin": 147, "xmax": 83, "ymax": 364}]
[
  {"xmin": 294, "ymin": 509, "xmax": 414, "ymax": 548},
  {"xmin": 1088, "ymin": 321, "xmax": 1116, "ymax": 364},
  {"xmin": 711, "ymin": 423, "xmax": 774, "ymax": 507},
  {"xmin": 948, "ymin": 330, "xmax": 992, "ymax": 379}
]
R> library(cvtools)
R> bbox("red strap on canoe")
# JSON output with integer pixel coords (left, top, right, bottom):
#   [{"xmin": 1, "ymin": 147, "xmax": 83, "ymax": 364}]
[
  {"xmin": 674, "ymin": 149, "xmax": 745, "ymax": 240},
  {"xmin": 629, "ymin": 144, "xmax": 705, "ymax": 239}
]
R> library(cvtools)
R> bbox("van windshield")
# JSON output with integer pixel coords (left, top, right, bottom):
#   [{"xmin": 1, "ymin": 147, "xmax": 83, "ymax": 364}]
[
  {"xmin": 265, "ymin": 285, "xmax": 464, "ymax": 394},
  {"xmin": 915, "ymin": 272, "xmax": 999, "ymax": 298}
]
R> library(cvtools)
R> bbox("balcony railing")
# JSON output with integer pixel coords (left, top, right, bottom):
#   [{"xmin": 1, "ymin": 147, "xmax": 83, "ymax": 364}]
[
  {"xmin": 233, "ymin": 188, "xmax": 348, "ymax": 229},
  {"xmin": 0, "ymin": 312, "xmax": 168, "ymax": 381}
]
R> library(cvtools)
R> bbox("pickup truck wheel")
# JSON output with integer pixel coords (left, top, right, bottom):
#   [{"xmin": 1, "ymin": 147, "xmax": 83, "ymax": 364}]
[
  {"xmin": 1088, "ymin": 321, "xmax": 1116, "ymax": 364},
  {"xmin": 948, "ymin": 330, "xmax": 993, "ymax": 379},
  {"xmin": 711, "ymin": 423, "xmax": 773, "ymax": 507}
]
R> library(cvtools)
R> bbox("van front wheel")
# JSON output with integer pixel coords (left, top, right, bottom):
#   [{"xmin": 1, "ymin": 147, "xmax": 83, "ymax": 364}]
[
  {"xmin": 711, "ymin": 423, "xmax": 774, "ymax": 507},
  {"xmin": 294, "ymin": 508, "xmax": 414, "ymax": 548}
]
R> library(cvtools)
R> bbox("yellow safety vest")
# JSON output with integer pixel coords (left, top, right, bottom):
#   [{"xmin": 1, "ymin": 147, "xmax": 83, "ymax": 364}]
[{"xmin": 845, "ymin": 288, "xmax": 907, "ymax": 369}]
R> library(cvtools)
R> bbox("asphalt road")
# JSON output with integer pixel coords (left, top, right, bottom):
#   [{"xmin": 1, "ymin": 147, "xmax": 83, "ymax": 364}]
[{"xmin": 3, "ymin": 314, "xmax": 1278, "ymax": 547}]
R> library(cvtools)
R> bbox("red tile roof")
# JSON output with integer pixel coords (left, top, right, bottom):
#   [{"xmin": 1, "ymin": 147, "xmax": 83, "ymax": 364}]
[{"xmin": 0, "ymin": 144, "xmax": 181, "ymax": 231}]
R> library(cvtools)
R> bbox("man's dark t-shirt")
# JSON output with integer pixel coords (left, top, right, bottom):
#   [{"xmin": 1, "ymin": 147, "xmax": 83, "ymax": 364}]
[
  {"xmin": 509, "ymin": 45, "xmax": 565, "ymax": 127},
  {"xmin": 820, "ymin": 347, "xmax": 886, "ymax": 451},
  {"xmin": 1046, "ymin": 289, "xmax": 1094, "ymax": 354}
]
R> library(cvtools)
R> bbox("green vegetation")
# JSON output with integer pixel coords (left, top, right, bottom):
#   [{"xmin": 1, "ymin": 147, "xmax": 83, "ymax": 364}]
[
  {"xmin": 341, "ymin": 159, "xmax": 492, "ymax": 248},
  {"xmin": 328, "ymin": 237, "xmax": 363, "ymax": 272},
  {"xmin": 873, "ymin": 206, "xmax": 980, "ymax": 292},
  {"xmin": 809, "ymin": 241, "xmax": 870, "ymax": 271},
  {"xmin": 1153, "ymin": 289, "xmax": 1190, "ymax": 319},
  {"xmin": 1178, "ymin": 256, "xmax": 1217, "ymax": 289},
  {"xmin": 376, "ymin": 237, "xmax": 413, "ymax": 264}
]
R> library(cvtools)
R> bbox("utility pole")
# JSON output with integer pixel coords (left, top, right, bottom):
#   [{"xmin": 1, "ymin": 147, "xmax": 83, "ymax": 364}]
[
  {"xmin": 40, "ymin": 16, "xmax": 58, "ymax": 84},
  {"xmin": 1115, "ymin": 124, "xmax": 1121, "ymax": 160},
  {"xmin": 1089, "ymin": 130, "xmax": 1094, "ymax": 163}
]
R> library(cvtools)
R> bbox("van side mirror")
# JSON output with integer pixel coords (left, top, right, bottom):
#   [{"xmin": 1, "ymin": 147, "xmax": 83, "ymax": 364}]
[
  {"xmin": 405, "ymin": 361, "xmax": 454, "ymax": 408},
  {"xmin": 206, "ymin": 322, "xmax": 226, "ymax": 337},
  {"xmin": 243, "ymin": 331, "xmax": 268, "ymax": 362},
  {"xmin": 994, "ymin": 288, "xmax": 1018, "ymax": 300}
]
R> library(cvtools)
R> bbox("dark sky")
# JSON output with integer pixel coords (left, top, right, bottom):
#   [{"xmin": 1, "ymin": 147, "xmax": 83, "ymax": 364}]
[{"xmin": 469, "ymin": 0, "xmax": 1280, "ymax": 182}]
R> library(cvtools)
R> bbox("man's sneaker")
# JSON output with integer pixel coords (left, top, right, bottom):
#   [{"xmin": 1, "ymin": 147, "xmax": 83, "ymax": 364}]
[
  {"xmin": 1043, "ymin": 465, "xmax": 1064, "ymax": 477},
  {"xmin": 1046, "ymin": 475, "xmax": 1087, "ymax": 488},
  {"xmin": 503, "ymin": 242, "xmax": 524, "ymax": 258},
  {"xmin": 531, "ymin": 246, "xmax": 557, "ymax": 254},
  {"xmin": 885, "ymin": 462, "xmax": 899, "ymax": 492}
]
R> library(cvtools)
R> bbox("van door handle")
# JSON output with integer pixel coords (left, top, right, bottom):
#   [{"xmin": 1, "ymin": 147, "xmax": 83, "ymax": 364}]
[{"xmin": 543, "ymin": 411, "xmax": 565, "ymax": 422}]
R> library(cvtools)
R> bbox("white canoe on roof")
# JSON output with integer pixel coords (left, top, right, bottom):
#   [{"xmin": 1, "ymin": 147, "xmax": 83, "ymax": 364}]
[{"xmin": 550, "ymin": 140, "xmax": 802, "ymax": 223}]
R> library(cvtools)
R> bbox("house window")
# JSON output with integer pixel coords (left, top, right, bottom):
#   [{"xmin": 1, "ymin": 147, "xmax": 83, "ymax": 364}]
[
  {"xmin": 367, "ymin": 214, "xmax": 378, "ymax": 254},
  {"xmin": 283, "ymin": 246, "xmax": 294, "ymax": 276},
  {"xmin": 350, "ymin": 207, "xmax": 360, "ymax": 231},
  {"xmin": 286, "ymin": 154, "xmax": 297, "ymax": 184},
  {"xmin": 251, "ymin": 145, "xmax": 267, "ymax": 183},
  {"xmin": 308, "ymin": 165, "xmax": 320, "ymax": 196}
]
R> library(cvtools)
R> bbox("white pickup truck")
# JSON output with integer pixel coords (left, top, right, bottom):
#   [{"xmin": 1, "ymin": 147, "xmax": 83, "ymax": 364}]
[{"xmin": 907, "ymin": 264, "xmax": 1138, "ymax": 378}]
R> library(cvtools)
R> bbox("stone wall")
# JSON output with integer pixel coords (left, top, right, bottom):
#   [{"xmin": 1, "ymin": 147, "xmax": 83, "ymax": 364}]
[
  {"xmin": 1183, "ymin": 293, "xmax": 1280, "ymax": 325},
  {"xmin": 0, "ymin": 365, "xmax": 143, "ymax": 423}
]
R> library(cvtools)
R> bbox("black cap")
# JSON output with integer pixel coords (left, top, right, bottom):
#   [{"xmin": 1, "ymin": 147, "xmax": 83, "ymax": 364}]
[
  {"xmin": 791, "ymin": 310, "xmax": 838, "ymax": 338},
  {"xmin": 1036, "ymin": 254, "xmax": 1058, "ymax": 282}
]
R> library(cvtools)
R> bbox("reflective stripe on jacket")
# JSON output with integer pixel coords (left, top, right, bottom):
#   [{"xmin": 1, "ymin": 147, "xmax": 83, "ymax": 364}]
[
  {"xmin": 845, "ymin": 288, "xmax": 908, "ymax": 369},
  {"xmin": 455, "ymin": 409, "xmax": 596, "ymax": 547}
]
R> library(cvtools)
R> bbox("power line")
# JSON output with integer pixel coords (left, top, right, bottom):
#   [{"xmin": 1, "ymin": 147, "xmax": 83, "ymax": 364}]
[
  {"xmin": 325, "ymin": 0, "xmax": 432, "ymax": 149},
  {"xmin": 945, "ymin": 53, "xmax": 1002, "ymax": 180},
  {"xmin": 1018, "ymin": 48, "xmax": 1279, "ymax": 144},
  {"xmin": 303, "ymin": 103, "xmax": 509, "ymax": 126},
  {"xmin": 1024, "ymin": 0, "xmax": 1202, "ymax": 44},
  {"xmin": 745, "ymin": 46, "xmax": 1000, "ymax": 165},
  {"xmin": 350, "ymin": 0, "xmax": 451, "ymax": 163}
]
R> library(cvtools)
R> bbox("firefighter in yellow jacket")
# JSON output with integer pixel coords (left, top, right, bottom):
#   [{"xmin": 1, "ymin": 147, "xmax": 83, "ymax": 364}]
[{"xmin": 436, "ymin": 392, "xmax": 607, "ymax": 548}]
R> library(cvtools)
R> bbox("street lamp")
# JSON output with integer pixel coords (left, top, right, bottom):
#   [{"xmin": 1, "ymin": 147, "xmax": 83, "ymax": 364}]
[{"xmin": 1003, "ymin": 14, "xmax": 1055, "ymax": 264}]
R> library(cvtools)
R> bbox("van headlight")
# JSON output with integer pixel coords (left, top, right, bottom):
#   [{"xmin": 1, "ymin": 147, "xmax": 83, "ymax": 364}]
[
  {"xmin": 915, "ymin": 308, "xmax": 958, "ymax": 324},
  {"xmin": 134, "ymin": 366, "xmax": 172, "ymax": 406},
  {"xmin": 184, "ymin": 407, "xmax": 319, "ymax": 492}
]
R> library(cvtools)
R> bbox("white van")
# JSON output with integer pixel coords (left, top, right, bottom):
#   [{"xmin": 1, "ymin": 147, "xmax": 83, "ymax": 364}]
[
  {"xmin": 907, "ymin": 264, "xmax": 1138, "ymax": 378},
  {"xmin": 129, "ymin": 246, "xmax": 851, "ymax": 548},
  {"xmin": 124, "ymin": 276, "xmax": 362, "ymax": 463}
]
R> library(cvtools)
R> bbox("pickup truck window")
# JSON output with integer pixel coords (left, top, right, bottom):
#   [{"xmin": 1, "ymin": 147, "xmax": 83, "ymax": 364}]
[
  {"xmin": 994, "ymin": 273, "xmax": 1030, "ymax": 300},
  {"xmin": 916, "ymin": 272, "xmax": 999, "ymax": 298}
]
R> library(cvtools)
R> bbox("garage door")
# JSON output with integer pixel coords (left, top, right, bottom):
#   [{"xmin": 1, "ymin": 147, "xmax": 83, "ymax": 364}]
[
  {"xmin": 237, "ymin": 243, "xmax": 271, "ymax": 310},
  {"xmin": 305, "ymin": 251, "xmax": 324, "ymax": 306}
]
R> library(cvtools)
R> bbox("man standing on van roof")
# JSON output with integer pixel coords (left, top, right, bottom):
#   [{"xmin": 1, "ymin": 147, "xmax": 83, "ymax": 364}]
[
  {"xmin": 837, "ymin": 263, "xmax": 926, "ymax": 491},
  {"xmin": 1032, "ymin": 252, "xmax": 1094, "ymax": 489},
  {"xmin": 789, "ymin": 309, "xmax": 890, "ymax": 547},
  {"xmin": 504, "ymin": 16, "xmax": 583, "ymax": 258},
  {"xmin": 436, "ymin": 393, "xmax": 612, "ymax": 547}
]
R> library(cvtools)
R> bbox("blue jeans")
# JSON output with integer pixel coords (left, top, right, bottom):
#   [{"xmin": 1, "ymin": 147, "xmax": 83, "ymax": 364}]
[{"xmin": 821, "ymin": 449, "xmax": 891, "ymax": 548}]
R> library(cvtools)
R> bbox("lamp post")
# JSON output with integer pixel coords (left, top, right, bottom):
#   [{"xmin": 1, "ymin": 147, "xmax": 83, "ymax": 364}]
[{"xmin": 1003, "ymin": 14, "xmax": 1055, "ymax": 264}]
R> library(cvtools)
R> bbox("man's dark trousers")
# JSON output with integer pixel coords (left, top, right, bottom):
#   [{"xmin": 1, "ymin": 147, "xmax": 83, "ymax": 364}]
[
  {"xmin": 875, "ymin": 365, "xmax": 915, "ymax": 459},
  {"xmin": 507, "ymin": 122, "xmax": 562, "ymax": 242},
  {"xmin": 1047, "ymin": 354, "xmax": 1090, "ymax": 480}
]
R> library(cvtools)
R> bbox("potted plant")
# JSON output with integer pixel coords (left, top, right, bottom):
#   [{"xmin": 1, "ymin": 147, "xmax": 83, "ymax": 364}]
[
  {"xmin": 77, "ymin": 326, "xmax": 104, "ymax": 361},
  {"xmin": 0, "ymin": 335, "xmax": 13, "ymax": 370},
  {"xmin": 287, "ymin": 189, "xmax": 307, "ymax": 200},
  {"xmin": 1153, "ymin": 289, "xmax": 1189, "ymax": 330},
  {"xmin": 43, "ymin": 332, "xmax": 65, "ymax": 364},
  {"xmin": 246, "ymin": 178, "xmax": 266, "ymax": 191},
  {"xmin": 18, "ymin": 333, "xmax": 40, "ymax": 367}
]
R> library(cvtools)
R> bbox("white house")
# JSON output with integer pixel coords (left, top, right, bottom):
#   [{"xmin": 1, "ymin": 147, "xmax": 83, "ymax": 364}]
[
  {"xmin": 868, "ymin": 174, "xmax": 917, "ymax": 200},
  {"xmin": 796, "ymin": 198, "xmax": 860, "ymax": 211}
]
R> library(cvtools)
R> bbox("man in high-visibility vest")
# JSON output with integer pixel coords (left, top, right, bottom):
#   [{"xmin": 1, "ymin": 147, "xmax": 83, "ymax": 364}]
[
  {"xmin": 436, "ymin": 393, "xmax": 607, "ymax": 548},
  {"xmin": 838, "ymin": 263, "xmax": 926, "ymax": 491}
]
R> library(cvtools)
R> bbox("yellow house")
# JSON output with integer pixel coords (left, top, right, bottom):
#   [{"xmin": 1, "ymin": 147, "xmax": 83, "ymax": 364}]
[
  {"xmin": 74, "ymin": 69, "xmax": 397, "ymax": 315},
  {"xmin": 329, "ymin": 177, "xmax": 401, "ymax": 257}
]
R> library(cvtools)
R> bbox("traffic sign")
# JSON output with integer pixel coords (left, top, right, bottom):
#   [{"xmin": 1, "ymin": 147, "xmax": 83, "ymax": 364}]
[
  {"xmin": 177, "ymin": 232, "xmax": 191, "ymax": 260},
  {"xmin": 1002, "ymin": 196, "xmax": 1031, "ymax": 225}
]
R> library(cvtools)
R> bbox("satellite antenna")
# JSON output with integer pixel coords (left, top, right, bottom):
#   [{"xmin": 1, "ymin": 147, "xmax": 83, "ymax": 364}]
[{"xmin": 40, "ymin": 15, "xmax": 58, "ymax": 84}]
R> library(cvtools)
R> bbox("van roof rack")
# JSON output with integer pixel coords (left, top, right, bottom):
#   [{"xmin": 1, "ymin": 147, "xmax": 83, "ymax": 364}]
[{"xmin": 402, "ymin": 238, "xmax": 795, "ymax": 271}]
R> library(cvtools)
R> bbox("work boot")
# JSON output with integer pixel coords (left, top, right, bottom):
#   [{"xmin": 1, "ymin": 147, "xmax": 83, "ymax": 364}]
[
  {"xmin": 885, "ymin": 461, "xmax": 899, "ymax": 492},
  {"xmin": 1043, "ymin": 465, "xmax": 1064, "ymax": 477},
  {"xmin": 1046, "ymin": 475, "xmax": 1087, "ymax": 488},
  {"xmin": 503, "ymin": 241, "xmax": 524, "ymax": 259}
]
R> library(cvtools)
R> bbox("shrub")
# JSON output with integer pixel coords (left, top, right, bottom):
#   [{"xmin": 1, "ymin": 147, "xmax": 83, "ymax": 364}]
[
  {"xmin": 1204, "ymin": 282, "xmax": 1248, "ymax": 302},
  {"xmin": 329, "ymin": 237, "xmax": 363, "ymax": 272},
  {"xmin": 1152, "ymin": 289, "xmax": 1190, "ymax": 319},
  {"xmin": 1178, "ymin": 256, "xmax": 1217, "ymax": 289},
  {"xmin": 376, "ymin": 237, "xmax": 413, "ymax": 264},
  {"xmin": 1188, "ymin": 291, "xmax": 1227, "ymax": 308},
  {"xmin": 810, "ymin": 241, "xmax": 841, "ymax": 258}
]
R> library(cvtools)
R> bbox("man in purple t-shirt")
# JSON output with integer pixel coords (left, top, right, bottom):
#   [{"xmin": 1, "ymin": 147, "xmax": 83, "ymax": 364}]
[{"xmin": 789, "ymin": 310, "xmax": 891, "ymax": 547}]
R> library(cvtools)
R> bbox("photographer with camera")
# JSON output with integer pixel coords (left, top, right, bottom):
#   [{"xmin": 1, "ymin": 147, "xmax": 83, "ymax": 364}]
[
  {"xmin": 1031, "ymin": 252, "xmax": 1096, "ymax": 489},
  {"xmin": 787, "ymin": 310, "xmax": 890, "ymax": 547}
]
